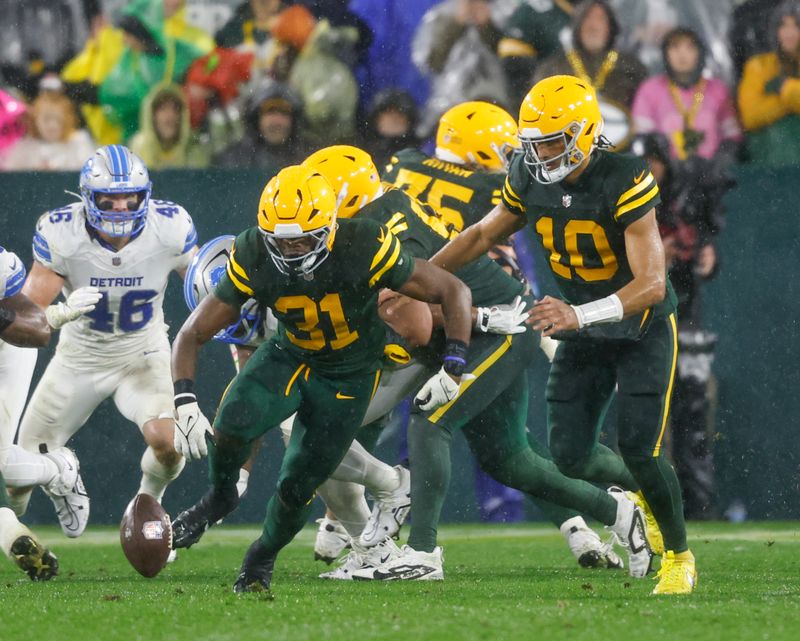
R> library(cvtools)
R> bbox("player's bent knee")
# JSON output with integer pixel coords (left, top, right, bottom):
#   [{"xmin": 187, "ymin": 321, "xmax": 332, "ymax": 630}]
[{"xmin": 276, "ymin": 477, "xmax": 315, "ymax": 511}]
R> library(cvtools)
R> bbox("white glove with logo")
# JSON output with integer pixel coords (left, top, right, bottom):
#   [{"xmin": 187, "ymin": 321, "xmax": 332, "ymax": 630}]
[
  {"xmin": 475, "ymin": 296, "xmax": 529, "ymax": 335},
  {"xmin": 45, "ymin": 286, "xmax": 102, "ymax": 329},
  {"xmin": 174, "ymin": 401, "xmax": 213, "ymax": 460},
  {"xmin": 539, "ymin": 334, "xmax": 559, "ymax": 363},
  {"xmin": 414, "ymin": 367, "xmax": 462, "ymax": 411}
]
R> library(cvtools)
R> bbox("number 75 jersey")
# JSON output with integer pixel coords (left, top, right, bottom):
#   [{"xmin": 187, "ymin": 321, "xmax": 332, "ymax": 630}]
[{"xmin": 32, "ymin": 200, "xmax": 198, "ymax": 367}]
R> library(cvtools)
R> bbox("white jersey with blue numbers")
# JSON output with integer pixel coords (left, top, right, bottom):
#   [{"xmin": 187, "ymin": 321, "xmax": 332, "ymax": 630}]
[
  {"xmin": 0, "ymin": 246, "xmax": 26, "ymax": 300},
  {"xmin": 32, "ymin": 199, "xmax": 198, "ymax": 367}
]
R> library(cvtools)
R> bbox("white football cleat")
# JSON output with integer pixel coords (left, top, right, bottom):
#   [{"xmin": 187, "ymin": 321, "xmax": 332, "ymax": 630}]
[
  {"xmin": 319, "ymin": 538, "xmax": 401, "ymax": 580},
  {"xmin": 560, "ymin": 516, "xmax": 624, "ymax": 569},
  {"xmin": 42, "ymin": 449, "xmax": 90, "ymax": 538},
  {"xmin": 314, "ymin": 516, "xmax": 350, "ymax": 564},
  {"xmin": 352, "ymin": 544, "xmax": 444, "ymax": 581},
  {"xmin": 43, "ymin": 447, "xmax": 80, "ymax": 496},
  {"xmin": 359, "ymin": 465, "xmax": 411, "ymax": 548},
  {"xmin": 606, "ymin": 486, "xmax": 652, "ymax": 578}
]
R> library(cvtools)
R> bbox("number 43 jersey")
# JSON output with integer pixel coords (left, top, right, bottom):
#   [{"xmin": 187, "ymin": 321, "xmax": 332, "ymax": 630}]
[{"xmin": 32, "ymin": 199, "xmax": 198, "ymax": 367}]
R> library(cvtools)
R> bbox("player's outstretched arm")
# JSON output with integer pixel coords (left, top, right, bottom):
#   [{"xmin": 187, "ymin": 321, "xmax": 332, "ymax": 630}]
[
  {"xmin": 172, "ymin": 293, "xmax": 241, "ymax": 383},
  {"xmin": 0, "ymin": 292, "xmax": 51, "ymax": 347},
  {"xmin": 430, "ymin": 203, "xmax": 526, "ymax": 274},
  {"xmin": 615, "ymin": 209, "xmax": 667, "ymax": 315},
  {"xmin": 172, "ymin": 293, "xmax": 241, "ymax": 460}
]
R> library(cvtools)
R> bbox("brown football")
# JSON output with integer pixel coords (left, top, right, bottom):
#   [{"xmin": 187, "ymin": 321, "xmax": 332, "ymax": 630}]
[{"xmin": 119, "ymin": 494, "xmax": 172, "ymax": 578}]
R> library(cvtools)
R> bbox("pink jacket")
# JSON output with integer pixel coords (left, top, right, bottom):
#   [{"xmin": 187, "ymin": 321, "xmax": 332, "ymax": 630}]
[{"xmin": 631, "ymin": 74, "xmax": 742, "ymax": 160}]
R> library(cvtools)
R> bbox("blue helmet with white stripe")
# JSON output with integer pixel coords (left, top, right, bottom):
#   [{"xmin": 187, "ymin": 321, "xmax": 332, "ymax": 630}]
[
  {"xmin": 184, "ymin": 235, "xmax": 264, "ymax": 345},
  {"xmin": 79, "ymin": 145, "xmax": 151, "ymax": 237}
]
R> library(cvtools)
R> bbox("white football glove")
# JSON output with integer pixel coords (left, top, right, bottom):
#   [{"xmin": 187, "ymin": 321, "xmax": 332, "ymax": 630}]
[
  {"xmin": 539, "ymin": 333, "xmax": 559, "ymax": 363},
  {"xmin": 45, "ymin": 286, "xmax": 102, "ymax": 329},
  {"xmin": 414, "ymin": 367, "xmax": 462, "ymax": 411},
  {"xmin": 475, "ymin": 296, "xmax": 529, "ymax": 335},
  {"xmin": 174, "ymin": 402, "xmax": 213, "ymax": 460}
]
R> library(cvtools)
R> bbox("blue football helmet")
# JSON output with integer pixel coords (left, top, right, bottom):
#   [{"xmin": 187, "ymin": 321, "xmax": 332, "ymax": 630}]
[
  {"xmin": 80, "ymin": 145, "xmax": 151, "ymax": 237},
  {"xmin": 184, "ymin": 235, "xmax": 265, "ymax": 345}
]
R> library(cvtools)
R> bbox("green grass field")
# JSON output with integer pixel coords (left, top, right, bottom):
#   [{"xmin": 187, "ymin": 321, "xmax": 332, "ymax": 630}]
[{"xmin": 2, "ymin": 522, "xmax": 799, "ymax": 641}]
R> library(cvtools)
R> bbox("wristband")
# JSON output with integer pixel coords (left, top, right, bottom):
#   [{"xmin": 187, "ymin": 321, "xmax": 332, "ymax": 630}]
[
  {"xmin": 571, "ymin": 294, "xmax": 623, "ymax": 329},
  {"xmin": 442, "ymin": 338, "xmax": 468, "ymax": 377},
  {"xmin": 174, "ymin": 378, "xmax": 196, "ymax": 407},
  {"xmin": 0, "ymin": 307, "xmax": 16, "ymax": 334}
]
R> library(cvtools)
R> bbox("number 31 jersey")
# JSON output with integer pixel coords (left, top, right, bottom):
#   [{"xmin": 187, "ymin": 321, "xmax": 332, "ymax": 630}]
[{"xmin": 32, "ymin": 199, "xmax": 198, "ymax": 367}]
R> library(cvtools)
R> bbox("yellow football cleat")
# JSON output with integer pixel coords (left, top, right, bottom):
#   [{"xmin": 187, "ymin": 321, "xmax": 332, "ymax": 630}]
[
  {"xmin": 652, "ymin": 550, "xmax": 697, "ymax": 595},
  {"xmin": 632, "ymin": 491, "xmax": 665, "ymax": 555}
]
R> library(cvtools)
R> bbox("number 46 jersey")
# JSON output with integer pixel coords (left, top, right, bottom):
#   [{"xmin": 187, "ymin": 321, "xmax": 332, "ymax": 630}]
[{"xmin": 32, "ymin": 199, "xmax": 198, "ymax": 367}]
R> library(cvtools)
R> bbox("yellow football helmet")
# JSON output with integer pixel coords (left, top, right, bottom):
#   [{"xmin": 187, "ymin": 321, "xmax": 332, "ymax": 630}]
[
  {"xmin": 518, "ymin": 75, "xmax": 604, "ymax": 184},
  {"xmin": 436, "ymin": 101, "xmax": 520, "ymax": 171},
  {"xmin": 303, "ymin": 145, "xmax": 383, "ymax": 219},
  {"xmin": 257, "ymin": 164, "xmax": 338, "ymax": 275}
]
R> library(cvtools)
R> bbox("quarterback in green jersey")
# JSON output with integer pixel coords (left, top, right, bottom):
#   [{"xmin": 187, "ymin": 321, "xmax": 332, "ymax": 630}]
[
  {"xmin": 431, "ymin": 75, "xmax": 696, "ymax": 595},
  {"xmin": 306, "ymin": 145, "xmax": 656, "ymax": 582},
  {"xmin": 169, "ymin": 165, "xmax": 474, "ymax": 594}
]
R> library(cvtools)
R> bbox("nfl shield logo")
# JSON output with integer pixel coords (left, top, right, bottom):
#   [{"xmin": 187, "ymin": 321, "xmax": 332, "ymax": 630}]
[
  {"xmin": 562, "ymin": 194, "xmax": 572, "ymax": 208},
  {"xmin": 112, "ymin": 257, "xmax": 121, "ymax": 266}
]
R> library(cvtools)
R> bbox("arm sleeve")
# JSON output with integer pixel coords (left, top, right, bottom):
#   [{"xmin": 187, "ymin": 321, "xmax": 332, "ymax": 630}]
[
  {"xmin": 367, "ymin": 225, "xmax": 416, "ymax": 291},
  {"xmin": 0, "ymin": 249, "xmax": 26, "ymax": 299},
  {"xmin": 213, "ymin": 233, "xmax": 254, "ymax": 308},
  {"xmin": 613, "ymin": 159, "xmax": 661, "ymax": 226},
  {"xmin": 32, "ymin": 215, "xmax": 67, "ymax": 275},
  {"xmin": 500, "ymin": 156, "xmax": 529, "ymax": 216}
]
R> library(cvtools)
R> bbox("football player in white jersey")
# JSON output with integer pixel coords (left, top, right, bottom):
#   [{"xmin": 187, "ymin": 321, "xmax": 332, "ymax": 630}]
[
  {"xmin": 0, "ymin": 245, "xmax": 97, "ymax": 579},
  {"xmin": 8, "ymin": 145, "xmax": 199, "ymax": 538}
]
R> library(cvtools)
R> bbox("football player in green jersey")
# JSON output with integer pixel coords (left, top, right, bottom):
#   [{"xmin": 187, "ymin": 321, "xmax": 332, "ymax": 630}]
[
  {"xmin": 169, "ymin": 165, "xmax": 474, "ymax": 594},
  {"xmin": 306, "ymin": 146, "xmax": 655, "ymax": 582},
  {"xmin": 430, "ymin": 75, "xmax": 696, "ymax": 595}
]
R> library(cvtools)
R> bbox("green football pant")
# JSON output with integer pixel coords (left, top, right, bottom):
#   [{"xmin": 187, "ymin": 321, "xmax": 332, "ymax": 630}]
[
  {"xmin": 407, "ymin": 330, "xmax": 618, "ymax": 553},
  {"xmin": 547, "ymin": 314, "xmax": 687, "ymax": 552},
  {"xmin": 212, "ymin": 340, "xmax": 380, "ymax": 557}
]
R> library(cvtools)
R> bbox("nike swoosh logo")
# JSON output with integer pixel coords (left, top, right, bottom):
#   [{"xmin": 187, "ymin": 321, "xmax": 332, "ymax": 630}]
[
  {"xmin": 633, "ymin": 170, "xmax": 647, "ymax": 184},
  {"xmin": 379, "ymin": 554, "xmax": 391, "ymax": 564},
  {"xmin": 372, "ymin": 564, "xmax": 436, "ymax": 580},
  {"xmin": 336, "ymin": 392, "xmax": 355, "ymax": 400}
]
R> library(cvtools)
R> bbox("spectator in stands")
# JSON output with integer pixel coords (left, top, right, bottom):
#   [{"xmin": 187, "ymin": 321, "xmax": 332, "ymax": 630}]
[
  {"xmin": 61, "ymin": 6, "xmax": 126, "ymax": 145},
  {"xmin": 184, "ymin": 48, "xmax": 254, "ymax": 157},
  {"xmin": 216, "ymin": 0, "xmax": 285, "ymax": 78},
  {"xmin": 412, "ymin": 0, "xmax": 517, "ymax": 137},
  {"xmin": 213, "ymin": 79, "xmax": 308, "ymax": 169},
  {"xmin": 349, "ymin": 0, "xmax": 438, "ymax": 109},
  {"xmin": 498, "ymin": 0, "xmax": 577, "ymax": 106},
  {"xmin": 99, "ymin": 0, "xmax": 204, "ymax": 142},
  {"xmin": 730, "ymin": 0, "xmax": 785, "ymax": 79},
  {"xmin": 268, "ymin": 4, "xmax": 360, "ymax": 145},
  {"xmin": 164, "ymin": 0, "xmax": 216, "ymax": 55},
  {"xmin": 0, "ymin": 89, "xmax": 27, "ymax": 169},
  {"xmin": 129, "ymin": 83, "xmax": 209, "ymax": 169},
  {"xmin": 362, "ymin": 88, "xmax": 420, "ymax": 168},
  {"xmin": 632, "ymin": 27, "xmax": 742, "ymax": 163},
  {"xmin": 738, "ymin": 0, "xmax": 800, "ymax": 166},
  {"xmin": 2, "ymin": 86, "xmax": 94, "ymax": 171},
  {"xmin": 632, "ymin": 132, "xmax": 732, "ymax": 520},
  {"xmin": 534, "ymin": 0, "xmax": 646, "ymax": 149}
]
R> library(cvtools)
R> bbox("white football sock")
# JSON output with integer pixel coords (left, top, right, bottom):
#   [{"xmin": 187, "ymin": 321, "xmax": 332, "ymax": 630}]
[
  {"xmin": 0, "ymin": 445, "xmax": 59, "ymax": 487},
  {"xmin": 0, "ymin": 506, "xmax": 33, "ymax": 557},
  {"xmin": 138, "ymin": 447, "xmax": 186, "ymax": 502},
  {"xmin": 236, "ymin": 468, "xmax": 250, "ymax": 498},
  {"xmin": 331, "ymin": 438, "xmax": 401, "ymax": 497},
  {"xmin": 317, "ymin": 479, "xmax": 370, "ymax": 538}
]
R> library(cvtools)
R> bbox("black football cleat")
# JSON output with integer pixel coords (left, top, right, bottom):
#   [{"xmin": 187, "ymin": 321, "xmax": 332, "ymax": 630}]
[
  {"xmin": 172, "ymin": 485, "xmax": 239, "ymax": 549},
  {"xmin": 11, "ymin": 536, "xmax": 59, "ymax": 581},
  {"xmin": 233, "ymin": 539, "xmax": 276, "ymax": 596}
]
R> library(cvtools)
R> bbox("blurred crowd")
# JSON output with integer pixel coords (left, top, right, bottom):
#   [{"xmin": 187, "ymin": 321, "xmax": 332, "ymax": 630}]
[
  {"xmin": 1, "ymin": 0, "xmax": 796, "ymax": 521},
  {"xmin": 0, "ymin": 0, "xmax": 798, "ymax": 175}
]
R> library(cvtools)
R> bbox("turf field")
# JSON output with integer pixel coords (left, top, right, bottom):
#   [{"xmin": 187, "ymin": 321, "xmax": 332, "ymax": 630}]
[{"xmin": 2, "ymin": 522, "xmax": 798, "ymax": 641}]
